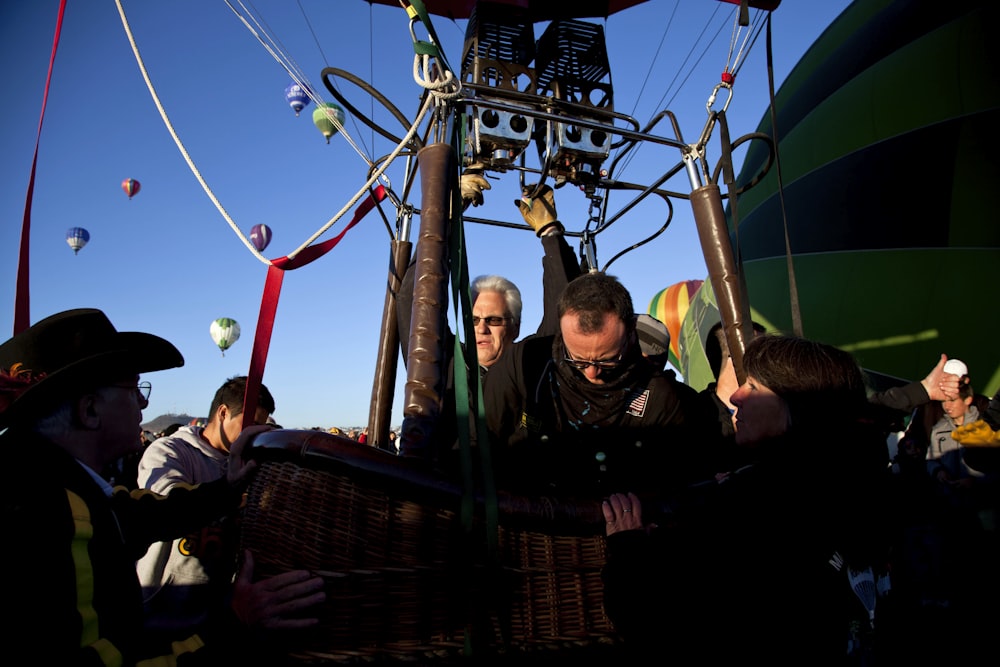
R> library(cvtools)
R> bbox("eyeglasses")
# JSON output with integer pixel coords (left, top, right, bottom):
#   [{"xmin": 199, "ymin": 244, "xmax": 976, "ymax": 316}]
[
  {"xmin": 563, "ymin": 344, "xmax": 626, "ymax": 371},
  {"xmin": 471, "ymin": 316, "xmax": 509, "ymax": 327},
  {"xmin": 112, "ymin": 381, "xmax": 152, "ymax": 402}
]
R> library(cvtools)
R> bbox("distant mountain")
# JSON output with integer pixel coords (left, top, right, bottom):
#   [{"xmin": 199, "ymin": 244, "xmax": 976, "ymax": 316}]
[{"xmin": 142, "ymin": 413, "xmax": 200, "ymax": 434}]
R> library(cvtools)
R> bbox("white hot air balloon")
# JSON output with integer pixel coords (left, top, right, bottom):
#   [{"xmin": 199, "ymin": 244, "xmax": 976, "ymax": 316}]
[{"xmin": 210, "ymin": 318, "xmax": 240, "ymax": 356}]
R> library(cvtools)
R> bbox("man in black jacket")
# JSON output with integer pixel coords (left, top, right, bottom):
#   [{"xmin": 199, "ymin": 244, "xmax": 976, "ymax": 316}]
[{"xmin": 484, "ymin": 272, "xmax": 711, "ymax": 498}]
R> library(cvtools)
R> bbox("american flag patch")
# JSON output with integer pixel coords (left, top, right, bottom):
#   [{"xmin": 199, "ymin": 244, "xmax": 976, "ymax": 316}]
[{"xmin": 626, "ymin": 389, "xmax": 649, "ymax": 417}]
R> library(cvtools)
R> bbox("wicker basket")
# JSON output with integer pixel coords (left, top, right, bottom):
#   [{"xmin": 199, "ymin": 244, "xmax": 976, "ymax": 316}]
[{"xmin": 239, "ymin": 429, "xmax": 620, "ymax": 664}]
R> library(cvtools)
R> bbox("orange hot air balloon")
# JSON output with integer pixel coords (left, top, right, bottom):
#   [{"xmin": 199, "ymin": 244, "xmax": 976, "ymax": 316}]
[
  {"xmin": 648, "ymin": 279, "xmax": 703, "ymax": 371},
  {"xmin": 122, "ymin": 178, "xmax": 141, "ymax": 199}
]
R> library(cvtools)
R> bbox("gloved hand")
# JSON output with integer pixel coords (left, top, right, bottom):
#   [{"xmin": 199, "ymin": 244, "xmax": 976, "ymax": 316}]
[
  {"xmin": 515, "ymin": 183, "xmax": 562, "ymax": 237},
  {"xmin": 460, "ymin": 168, "xmax": 490, "ymax": 208},
  {"xmin": 952, "ymin": 419, "xmax": 1000, "ymax": 446}
]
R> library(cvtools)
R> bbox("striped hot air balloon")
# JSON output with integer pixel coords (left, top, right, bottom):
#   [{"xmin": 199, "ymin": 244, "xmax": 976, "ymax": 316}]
[
  {"xmin": 647, "ymin": 279, "xmax": 703, "ymax": 372},
  {"xmin": 729, "ymin": 0, "xmax": 999, "ymax": 397},
  {"xmin": 121, "ymin": 178, "xmax": 140, "ymax": 199}
]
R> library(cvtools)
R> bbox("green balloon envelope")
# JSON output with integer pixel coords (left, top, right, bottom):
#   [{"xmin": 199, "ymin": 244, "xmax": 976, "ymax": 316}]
[{"xmin": 714, "ymin": 0, "xmax": 1000, "ymax": 396}]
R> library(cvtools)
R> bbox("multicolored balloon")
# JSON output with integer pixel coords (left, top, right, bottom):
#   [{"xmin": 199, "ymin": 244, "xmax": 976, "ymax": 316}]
[
  {"xmin": 209, "ymin": 317, "xmax": 240, "ymax": 356},
  {"xmin": 121, "ymin": 178, "xmax": 140, "ymax": 199},
  {"xmin": 249, "ymin": 223, "xmax": 272, "ymax": 253},
  {"xmin": 312, "ymin": 102, "xmax": 346, "ymax": 144},
  {"xmin": 648, "ymin": 279, "xmax": 703, "ymax": 372},
  {"xmin": 66, "ymin": 227, "xmax": 90, "ymax": 255},
  {"xmin": 284, "ymin": 82, "xmax": 311, "ymax": 116}
]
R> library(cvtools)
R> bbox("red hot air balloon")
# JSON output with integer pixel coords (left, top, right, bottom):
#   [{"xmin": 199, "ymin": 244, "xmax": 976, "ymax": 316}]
[
  {"xmin": 122, "ymin": 178, "xmax": 140, "ymax": 199},
  {"xmin": 250, "ymin": 224, "xmax": 272, "ymax": 252}
]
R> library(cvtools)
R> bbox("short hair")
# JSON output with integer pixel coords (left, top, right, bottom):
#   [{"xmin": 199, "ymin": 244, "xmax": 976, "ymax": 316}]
[
  {"xmin": 954, "ymin": 381, "xmax": 975, "ymax": 401},
  {"xmin": 706, "ymin": 320, "xmax": 766, "ymax": 380},
  {"xmin": 742, "ymin": 334, "xmax": 867, "ymax": 427},
  {"xmin": 208, "ymin": 376, "xmax": 275, "ymax": 421},
  {"xmin": 471, "ymin": 275, "xmax": 522, "ymax": 330},
  {"xmin": 558, "ymin": 273, "xmax": 634, "ymax": 333}
]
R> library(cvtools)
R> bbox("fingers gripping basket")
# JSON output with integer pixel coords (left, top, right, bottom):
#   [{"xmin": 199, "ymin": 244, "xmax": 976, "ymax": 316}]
[{"xmin": 239, "ymin": 429, "xmax": 619, "ymax": 663}]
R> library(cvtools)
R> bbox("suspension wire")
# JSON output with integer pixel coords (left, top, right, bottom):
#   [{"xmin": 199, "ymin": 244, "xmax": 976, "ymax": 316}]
[
  {"xmin": 613, "ymin": 6, "xmax": 726, "ymax": 179},
  {"xmin": 115, "ymin": 0, "xmax": 427, "ymax": 263},
  {"xmin": 622, "ymin": 0, "xmax": 681, "ymax": 122},
  {"xmin": 223, "ymin": 0, "xmax": 377, "ymax": 173},
  {"xmin": 295, "ymin": 0, "xmax": 375, "ymax": 159}
]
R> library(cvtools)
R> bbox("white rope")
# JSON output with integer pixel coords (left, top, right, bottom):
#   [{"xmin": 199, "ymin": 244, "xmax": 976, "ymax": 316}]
[{"xmin": 115, "ymin": 0, "xmax": 268, "ymax": 263}]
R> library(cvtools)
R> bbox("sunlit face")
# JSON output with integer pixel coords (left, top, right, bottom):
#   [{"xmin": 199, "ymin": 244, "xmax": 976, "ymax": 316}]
[
  {"xmin": 473, "ymin": 290, "xmax": 516, "ymax": 368},
  {"xmin": 731, "ymin": 373, "xmax": 790, "ymax": 446},
  {"xmin": 560, "ymin": 311, "xmax": 628, "ymax": 386},
  {"xmin": 941, "ymin": 395, "xmax": 972, "ymax": 423}
]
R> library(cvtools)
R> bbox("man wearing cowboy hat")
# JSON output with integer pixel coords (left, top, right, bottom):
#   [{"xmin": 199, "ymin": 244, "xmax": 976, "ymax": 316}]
[{"xmin": 0, "ymin": 309, "xmax": 324, "ymax": 664}]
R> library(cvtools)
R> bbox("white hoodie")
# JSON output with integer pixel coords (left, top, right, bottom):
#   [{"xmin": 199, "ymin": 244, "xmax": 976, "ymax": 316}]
[{"xmin": 135, "ymin": 425, "xmax": 234, "ymax": 637}]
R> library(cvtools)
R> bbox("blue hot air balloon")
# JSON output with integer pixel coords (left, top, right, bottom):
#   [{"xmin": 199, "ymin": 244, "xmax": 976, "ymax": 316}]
[
  {"xmin": 250, "ymin": 223, "xmax": 272, "ymax": 253},
  {"xmin": 285, "ymin": 82, "xmax": 311, "ymax": 117},
  {"xmin": 66, "ymin": 227, "xmax": 90, "ymax": 254}
]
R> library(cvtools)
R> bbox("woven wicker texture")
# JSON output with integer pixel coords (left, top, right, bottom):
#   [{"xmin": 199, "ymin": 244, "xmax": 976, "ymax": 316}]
[{"xmin": 239, "ymin": 430, "xmax": 619, "ymax": 663}]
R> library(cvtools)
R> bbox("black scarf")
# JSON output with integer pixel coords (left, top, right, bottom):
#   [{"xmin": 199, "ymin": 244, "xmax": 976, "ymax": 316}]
[{"xmin": 548, "ymin": 331, "xmax": 654, "ymax": 432}]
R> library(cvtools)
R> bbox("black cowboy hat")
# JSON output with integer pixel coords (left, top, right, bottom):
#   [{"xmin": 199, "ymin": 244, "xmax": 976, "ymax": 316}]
[{"xmin": 0, "ymin": 308, "xmax": 183, "ymax": 426}]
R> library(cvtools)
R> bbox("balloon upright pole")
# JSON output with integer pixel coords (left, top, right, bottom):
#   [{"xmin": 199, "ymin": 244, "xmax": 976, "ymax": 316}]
[
  {"xmin": 368, "ymin": 236, "xmax": 413, "ymax": 450},
  {"xmin": 688, "ymin": 177, "xmax": 754, "ymax": 385},
  {"xmin": 399, "ymin": 143, "xmax": 455, "ymax": 459}
]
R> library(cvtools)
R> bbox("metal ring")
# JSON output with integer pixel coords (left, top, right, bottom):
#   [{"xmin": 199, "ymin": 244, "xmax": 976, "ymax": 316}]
[{"xmin": 622, "ymin": 508, "xmax": 632, "ymax": 513}]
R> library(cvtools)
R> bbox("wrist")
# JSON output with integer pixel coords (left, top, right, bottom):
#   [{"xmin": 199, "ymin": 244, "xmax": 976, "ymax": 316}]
[{"xmin": 535, "ymin": 221, "xmax": 563, "ymax": 238}]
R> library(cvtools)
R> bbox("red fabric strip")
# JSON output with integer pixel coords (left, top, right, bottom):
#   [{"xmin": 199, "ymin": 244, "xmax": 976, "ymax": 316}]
[
  {"xmin": 14, "ymin": 0, "xmax": 68, "ymax": 335},
  {"xmin": 241, "ymin": 185, "xmax": 387, "ymax": 428}
]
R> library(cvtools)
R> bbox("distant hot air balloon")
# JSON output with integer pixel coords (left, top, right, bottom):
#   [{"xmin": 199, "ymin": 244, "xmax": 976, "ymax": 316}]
[
  {"xmin": 285, "ymin": 82, "xmax": 311, "ymax": 116},
  {"xmin": 210, "ymin": 318, "xmax": 240, "ymax": 356},
  {"xmin": 648, "ymin": 279, "xmax": 703, "ymax": 371},
  {"xmin": 312, "ymin": 102, "xmax": 346, "ymax": 144},
  {"xmin": 250, "ymin": 223, "xmax": 272, "ymax": 253},
  {"xmin": 66, "ymin": 227, "xmax": 90, "ymax": 255},
  {"xmin": 122, "ymin": 178, "xmax": 140, "ymax": 199}
]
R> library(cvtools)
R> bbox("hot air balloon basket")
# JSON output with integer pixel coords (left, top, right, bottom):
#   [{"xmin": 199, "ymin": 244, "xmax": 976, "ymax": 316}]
[{"xmin": 239, "ymin": 429, "xmax": 621, "ymax": 664}]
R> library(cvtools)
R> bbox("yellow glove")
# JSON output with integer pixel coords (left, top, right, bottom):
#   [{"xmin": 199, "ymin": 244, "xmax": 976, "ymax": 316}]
[
  {"xmin": 460, "ymin": 172, "xmax": 490, "ymax": 208},
  {"xmin": 952, "ymin": 419, "xmax": 1000, "ymax": 447},
  {"xmin": 515, "ymin": 184, "xmax": 561, "ymax": 237}
]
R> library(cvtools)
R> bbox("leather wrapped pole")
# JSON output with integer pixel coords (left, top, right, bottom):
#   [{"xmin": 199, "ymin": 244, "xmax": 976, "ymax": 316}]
[
  {"xmin": 400, "ymin": 143, "xmax": 455, "ymax": 458},
  {"xmin": 691, "ymin": 183, "xmax": 754, "ymax": 385},
  {"xmin": 368, "ymin": 238, "xmax": 412, "ymax": 451}
]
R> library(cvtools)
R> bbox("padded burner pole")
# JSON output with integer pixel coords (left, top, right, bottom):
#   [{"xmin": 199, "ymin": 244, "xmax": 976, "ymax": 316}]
[{"xmin": 399, "ymin": 143, "xmax": 455, "ymax": 459}]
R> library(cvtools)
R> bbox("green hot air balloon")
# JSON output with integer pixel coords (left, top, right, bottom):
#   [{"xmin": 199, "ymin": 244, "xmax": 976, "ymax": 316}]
[
  {"xmin": 210, "ymin": 318, "xmax": 240, "ymax": 356},
  {"xmin": 312, "ymin": 102, "xmax": 346, "ymax": 144}
]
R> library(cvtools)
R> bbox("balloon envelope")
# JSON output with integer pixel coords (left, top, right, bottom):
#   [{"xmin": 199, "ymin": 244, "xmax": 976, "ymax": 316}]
[
  {"xmin": 648, "ymin": 279, "xmax": 703, "ymax": 371},
  {"xmin": 731, "ymin": 0, "xmax": 1000, "ymax": 398},
  {"xmin": 122, "ymin": 178, "xmax": 140, "ymax": 199},
  {"xmin": 66, "ymin": 227, "xmax": 90, "ymax": 254},
  {"xmin": 210, "ymin": 318, "xmax": 240, "ymax": 356},
  {"xmin": 312, "ymin": 103, "xmax": 346, "ymax": 144},
  {"xmin": 250, "ymin": 224, "xmax": 272, "ymax": 253},
  {"xmin": 285, "ymin": 82, "xmax": 311, "ymax": 116}
]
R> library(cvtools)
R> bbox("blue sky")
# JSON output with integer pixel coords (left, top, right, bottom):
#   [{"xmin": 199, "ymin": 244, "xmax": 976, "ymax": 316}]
[{"xmin": 1, "ymin": 0, "xmax": 852, "ymax": 429}]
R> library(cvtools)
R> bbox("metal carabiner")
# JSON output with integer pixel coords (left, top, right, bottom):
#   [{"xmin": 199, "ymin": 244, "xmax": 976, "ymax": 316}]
[{"xmin": 706, "ymin": 81, "xmax": 733, "ymax": 116}]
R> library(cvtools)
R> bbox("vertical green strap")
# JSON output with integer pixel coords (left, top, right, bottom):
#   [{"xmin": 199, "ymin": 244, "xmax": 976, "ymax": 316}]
[{"xmin": 448, "ymin": 122, "xmax": 498, "ymax": 558}]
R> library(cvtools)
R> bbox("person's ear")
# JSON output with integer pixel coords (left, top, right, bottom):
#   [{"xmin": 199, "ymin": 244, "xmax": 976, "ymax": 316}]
[{"xmin": 73, "ymin": 392, "xmax": 102, "ymax": 430}]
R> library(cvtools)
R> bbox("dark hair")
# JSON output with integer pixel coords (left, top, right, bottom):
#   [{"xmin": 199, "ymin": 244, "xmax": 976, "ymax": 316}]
[
  {"xmin": 705, "ymin": 320, "xmax": 767, "ymax": 380},
  {"xmin": 557, "ymin": 273, "xmax": 634, "ymax": 333},
  {"xmin": 954, "ymin": 381, "xmax": 975, "ymax": 401},
  {"xmin": 208, "ymin": 375, "xmax": 275, "ymax": 420},
  {"xmin": 743, "ymin": 334, "xmax": 867, "ymax": 428}
]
